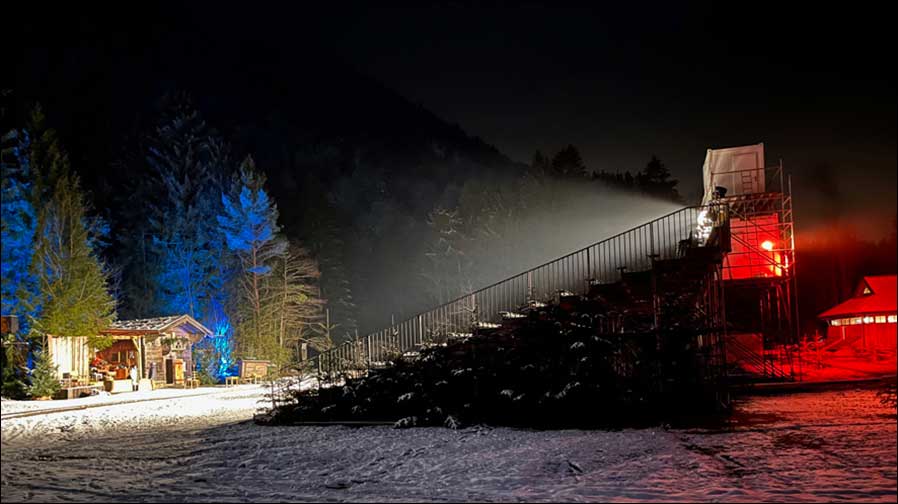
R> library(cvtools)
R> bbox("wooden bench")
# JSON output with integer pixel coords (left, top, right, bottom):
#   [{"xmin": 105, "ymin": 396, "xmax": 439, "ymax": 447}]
[
  {"xmin": 54, "ymin": 384, "xmax": 104, "ymax": 400},
  {"xmin": 225, "ymin": 376, "xmax": 240, "ymax": 387},
  {"xmin": 184, "ymin": 378, "xmax": 201, "ymax": 389},
  {"xmin": 241, "ymin": 374, "xmax": 261, "ymax": 385}
]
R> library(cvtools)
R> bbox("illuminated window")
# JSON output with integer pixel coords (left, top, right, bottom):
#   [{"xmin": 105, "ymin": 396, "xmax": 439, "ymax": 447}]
[
  {"xmin": 889, "ymin": 315, "xmax": 897, "ymax": 323},
  {"xmin": 875, "ymin": 315, "xmax": 886, "ymax": 323},
  {"xmin": 862, "ymin": 316, "xmax": 874, "ymax": 324},
  {"xmin": 862, "ymin": 286, "xmax": 872, "ymax": 295},
  {"xmin": 850, "ymin": 317, "xmax": 863, "ymax": 325},
  {"xmin": 831, "ymin": 319, "xmax": 841, "ymax": 326}
]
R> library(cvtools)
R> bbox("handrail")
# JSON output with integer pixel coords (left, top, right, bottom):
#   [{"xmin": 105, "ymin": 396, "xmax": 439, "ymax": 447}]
[
  {"xmin": 311, "ymin": 203, "xmax": 729, "ymax": 375},
  {"xmin": 727, "ymin": 337, "xmax": 791, "ymax": 380},
  {"xmin": 429, "ymin": 203, "xmax": 699, "ymax": 303},
  {"xmin": 702, "ymin": 164, "xmax": 787, "ymax": 204}
]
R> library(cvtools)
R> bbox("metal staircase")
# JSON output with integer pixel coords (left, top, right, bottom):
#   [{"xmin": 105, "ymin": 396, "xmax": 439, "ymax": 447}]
[
  {"xmin": 310, "ymin": 204, "xmax": 731, "ymax": 377},
  {"xmin": 726, "ymin": 336, "xmax": 793, "ymax": 381}
]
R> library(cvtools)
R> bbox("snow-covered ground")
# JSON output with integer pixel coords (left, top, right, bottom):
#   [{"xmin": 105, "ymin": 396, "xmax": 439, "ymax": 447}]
[
  {"xmin": 1, "ymin": 385, "xmax": 249, "ymax": 416},
  {"xmin": 2, "ymin": 387, "xmax": 895, "ymax": 502},
  {"xmin": 1, "ymin": 385, "xmax": 269, "ymax": 442}
]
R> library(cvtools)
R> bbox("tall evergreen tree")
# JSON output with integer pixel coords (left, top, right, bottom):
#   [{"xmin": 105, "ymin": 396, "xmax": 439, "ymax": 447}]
[
  {"xmin": 636, "ymin": 155, "xmax": 680, "ymax": 202},
  {"xmin": 529, "ymin": 150, "xmax": 551, "ymax": 177},
  {"xmin": 1, "ymin": 129, "xmax": 39, "ymax": 334},
  {"xmin": 32, "ymin": 170, "xmax": 116, "ymax": 348},
  {"xmin": 113, "ymin": 95, "xmax": 236, "ymax": 379},
  {"xmin": 550, "ymin": 144, "xmax": 588, "ymax": 179},
  {"xmin": 1, "ymin": 127, "xmax": 39, "ymax": 397},
  {"xmin": 19, "ymin": 107, "xmax": 116, "ymax": 348},
  {"xmin": 108, "ymin": 126, "xmax": 160, "ymax": 320},
  {"xmin": 217, "ymin": 157, "xmax": 327, "ymax": 365},
  {"xmin": 422, "ymin": 207, "xmax": 473, "ymax": 305},
  {"xmin": 295, "ymin": 172, "xmax": 357, "ymax": 342},
  {"xmin": 141, "ymin": 93, "xmax": 228, "ymax": 324},
  {"xmin": 218, "ymin": 156, "xmax": 287, "ymax": 361},
  {"xmin": 25, "ymin": 106, "xmax": 70, "ymax": 207}
]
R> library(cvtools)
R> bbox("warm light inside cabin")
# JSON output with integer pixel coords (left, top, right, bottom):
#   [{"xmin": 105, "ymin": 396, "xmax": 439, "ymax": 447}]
[{"xmin": 829, "ymin": 314, "xmax": 898, "ymax": 326}]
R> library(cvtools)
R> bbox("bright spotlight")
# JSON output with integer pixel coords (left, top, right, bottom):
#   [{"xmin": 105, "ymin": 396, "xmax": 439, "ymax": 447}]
[{"xmin": 760, "ymin": 240, "xmax": 774, "ymax": 251}]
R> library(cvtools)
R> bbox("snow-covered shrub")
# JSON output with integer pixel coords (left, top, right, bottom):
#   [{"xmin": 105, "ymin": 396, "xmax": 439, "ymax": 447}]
[{"xmin": 28, "ymin": 351, "xmax": 60, "ymax": 399}]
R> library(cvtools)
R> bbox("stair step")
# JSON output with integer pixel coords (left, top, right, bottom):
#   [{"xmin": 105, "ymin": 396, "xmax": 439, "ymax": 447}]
[{"xmin": 313, "ymin": 203, "xmax": 732, "ymax": 376}]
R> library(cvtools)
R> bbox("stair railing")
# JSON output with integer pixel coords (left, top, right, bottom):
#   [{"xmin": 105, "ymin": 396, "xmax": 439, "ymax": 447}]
[{"xmin": 313, "ymin": 203, "xmax": 730, "ymax": 376}]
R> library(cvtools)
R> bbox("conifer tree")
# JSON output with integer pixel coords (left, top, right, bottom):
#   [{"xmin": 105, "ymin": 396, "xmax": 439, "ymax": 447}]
[
  {"xmin": 218, "ymin": 157, "xmax": 326, "ymax": 364},
  {"xmin": 32, "ymin": 171, "xmax": 116, "ymax": 348},
  {"xmin": 140, "ymin": 93, "xmax": 229, "ymax": 327},
  {"xmin": 550, "ymin": 144, "xmax": 588, "ymax": 179},
  {"xmin": 23, "ymin": 106, "xmax": 116, "ymax": 349},
  {"xmin": 636, "ymin": 155, "xmax": 680, "ymax": 202},
  {"xmin": 218, "ymin": 156, "xmax": 286, "ymax": 360},
  {"xmin": 529, "ymin": 150, "xmax": 551, "ymax": 177},
  {"xmin": 27, "ymin": 349, "xmax": 60, "ymax": 399},
  {"xmin": 1, "ymin": 125, "xmax": 35, "ymax": 398},
  {"xmin": 295, "ymin": 172, "xmax": 357, "ymax": 343},
  {"xmin": 110, "ymin": 95, "xmax": 234, "ymax": 378},
  {"xmin": 1, "ymin": 129, "xmax": 39, "ymax": 335},
  {"xmin": 422, "ymin": 207, "xmax": 473, "ymax": 304}
]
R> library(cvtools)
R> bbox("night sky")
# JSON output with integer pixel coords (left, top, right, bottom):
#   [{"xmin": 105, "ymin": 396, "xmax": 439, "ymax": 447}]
[
  {"xmin": 10, "ymin": 3, "xmax": 896, "ymax": 237},
  {"xmin": 329, "ymin": 5, "xmax": 895, "ymax": 237}
]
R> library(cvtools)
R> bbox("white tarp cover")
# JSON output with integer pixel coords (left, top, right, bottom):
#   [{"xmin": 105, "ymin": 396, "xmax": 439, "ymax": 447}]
[
  {"xmin": 702, "ymin": 143, "xmax": 765, "ymax": 204},
  {"xmin": 47, "ymin": 335, "xmax": 91, "ymax": 379}
]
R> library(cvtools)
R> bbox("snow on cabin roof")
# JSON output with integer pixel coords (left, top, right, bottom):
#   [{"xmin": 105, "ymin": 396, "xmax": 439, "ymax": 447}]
[
  {"xmin": 818, "ymin": 275, "xmax": 897, "ymax": 319},
  {"xmin": 103, "ymin": 314, "xmax": 212, "ymax": 336}
]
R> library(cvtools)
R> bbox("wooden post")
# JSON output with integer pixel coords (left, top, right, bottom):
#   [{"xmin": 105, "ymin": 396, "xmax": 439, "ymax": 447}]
[
  {"xmin": 586, "ymin": 248, "xmax": 591, "ymax": 288},
  {"xmin": 366, "ymin": 334, "xmax": 371, "ymax": 368},
  {"xmin": 471, "ymin": 293, "xmax": 477, "ymax": 324},
  {"xmin": 124, "ymin": 335, "xmax": 143, "ymax": 388},
  {"xmin": 138, "ymin": 335, "xmax": 145, "ymax": 379}
]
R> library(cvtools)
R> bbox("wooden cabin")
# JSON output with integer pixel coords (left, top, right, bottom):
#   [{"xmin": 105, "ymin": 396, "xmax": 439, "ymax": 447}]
[
  {"xmin": 47, "ymin": 314, "xmax": 212, "ymax": 389},
  {"xmin": 818, "ymin": 275, "xmax": 897, "ymax": 354},
  {"xmin": 1, "ymin": 314, "xmax": 20, "ymax": 334}
]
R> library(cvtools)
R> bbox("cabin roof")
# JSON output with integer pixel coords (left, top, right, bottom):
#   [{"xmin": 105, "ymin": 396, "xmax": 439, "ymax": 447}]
[
  {"xmin": 101, "ymin": 314, "xmax": 213, "ymax": 336},
  {"xmin": 818, "ymin": 275, "xmax": 897, "ymax": 319}
]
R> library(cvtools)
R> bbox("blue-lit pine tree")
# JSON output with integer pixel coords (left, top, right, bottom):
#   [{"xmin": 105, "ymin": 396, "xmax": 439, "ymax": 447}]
[
  {"xmin": 1, "ymin": 129, "xmax": 39, "ymax": 397},
  {"xmin": 144, "ymin": 95, "xmax": 221, "ymax": 320},
  {"xmin": 1, "ymin": 129, "xmax": 39, "ymax": 330},
  {"xmin": 219, "ymin": 156, "xmax": 325, "ymax": 365},
  {"xmin": 105, "ymin": 94, "xmax": 235, "ymax": 380},
  {"xmin": 142, "ymin": 96, "xmax": 228, "ymax": 317},
  {"xmin": 218, "ymin": 155, "xmax": 288, "ymax": 362},
  {"xmin": 137, "ymin": 94, "xmax": 234, "ymax": 379}
]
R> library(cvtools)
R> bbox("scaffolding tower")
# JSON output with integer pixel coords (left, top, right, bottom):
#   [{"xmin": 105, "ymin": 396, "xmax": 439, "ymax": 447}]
[{"xmin": 702, "ymin": 144, "xmax": 800, "ymax": 380}]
